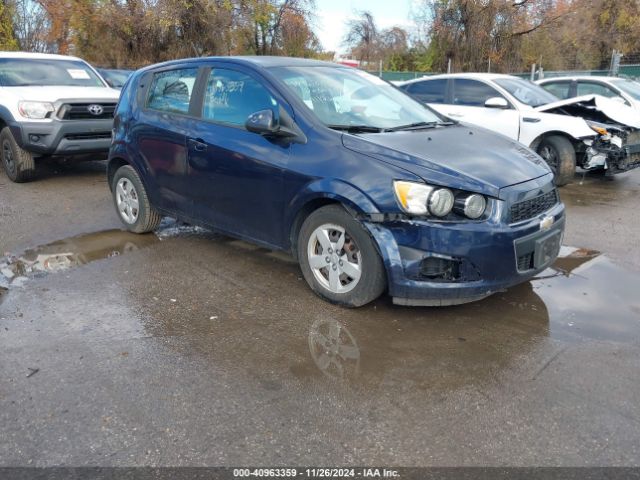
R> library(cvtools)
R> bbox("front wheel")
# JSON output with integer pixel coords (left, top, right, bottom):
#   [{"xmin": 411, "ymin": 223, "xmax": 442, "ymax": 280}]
[
  {"xmin": 297, "ymin": 205, "xmax": 386, "ymax": 307},
  {"xmin": 536, "ymin": 135, "xmax": 576, "ymax": 186},
  {"xmin": 0, "ymin": 127, "xmax": 35, "ymax": 183},
  {"xmin": 111, "ymin": 165, "xmax": 162, "ymax": 233}
]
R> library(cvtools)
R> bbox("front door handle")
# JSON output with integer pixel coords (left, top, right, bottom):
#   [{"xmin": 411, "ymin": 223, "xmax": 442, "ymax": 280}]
[
  {"xmin": 448, "ymin": 112, "xmax": 464, "ymax": 118},
  {"xmin": 188, "ymin": 137, "xmax": 207, "ymax": 152}
]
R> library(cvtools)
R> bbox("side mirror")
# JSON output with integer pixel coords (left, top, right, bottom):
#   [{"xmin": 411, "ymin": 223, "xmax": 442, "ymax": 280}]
[
  {"xmin": 485, "ymin": 97, "xmax": 510, "ymax": 109},
  {"xmin": 245, "ymin": 109, "xmax": 279, "ymax": 135},
  {"xmin": 245, "ymin": 108, "xmax": 307, "ymax": 144}
]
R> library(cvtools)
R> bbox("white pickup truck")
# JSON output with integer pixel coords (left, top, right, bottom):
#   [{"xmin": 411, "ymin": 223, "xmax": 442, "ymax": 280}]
[{"xmin": 0, "ymin": 52, "xmax": 121, "ymax": 182}]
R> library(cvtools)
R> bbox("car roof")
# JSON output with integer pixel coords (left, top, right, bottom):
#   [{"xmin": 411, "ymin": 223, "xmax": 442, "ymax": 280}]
[
  {"xmin": 538, "ymin": 75, "xmax": 621, "ymax": 83},
  {"xmin": 0, "ymin": 51, "xmax": 85, "ymax": 62},
  {"xmin": 139, "ymin": 55, "xmax": 345, "ymax": 73},
  {"xmin": 398, "ymin": 72, "xmax": 519, "ymax": 85}
]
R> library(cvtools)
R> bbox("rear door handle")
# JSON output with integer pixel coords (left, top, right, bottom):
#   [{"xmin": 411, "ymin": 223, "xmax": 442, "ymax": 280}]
[{"xmin": 188, "ymin": 137, "xmax": 207, "ymax": 152}]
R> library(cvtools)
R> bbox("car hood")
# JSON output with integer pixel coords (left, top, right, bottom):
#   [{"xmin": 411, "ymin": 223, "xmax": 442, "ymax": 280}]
[
  {"xmin": 5, "ymin": 86, "xmax": 121, "ymax": 103},
  {"xmin": 342, "ymin": 123, "xmax": 551, "ymax": 197},
  {"xmin": 535, "ymin": 94, "xmax": 640, "ymax": 128}
]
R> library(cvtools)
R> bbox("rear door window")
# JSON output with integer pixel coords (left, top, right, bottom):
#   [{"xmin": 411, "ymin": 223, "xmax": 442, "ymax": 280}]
[
  {"xmin": 576, "ymin": 81, "xmax": 619, "ymax": 98},
  {"xmin": 540, "ymin": 81, "xmax": 572, "ymax": 99},
  {"xmin": 147, "ymin": 68, "xmax": 199, "ymax": 115},
  {"xmin": 405, "ymin": 79, "xmax": 447, "ymax": 103},
  {"xmin": 452, "ymin": 79, "xmax": 505, "ymax": 107}
]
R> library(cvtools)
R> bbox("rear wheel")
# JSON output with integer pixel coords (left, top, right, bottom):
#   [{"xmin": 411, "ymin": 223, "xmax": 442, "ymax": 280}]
[
  {"xmin": 0, "ymin": 127, "xmax": 35, "ymax": 183},
  {"xmin": 297, "ymin": 205, "xmax": 386, "ymax": 307},
  {"xmin": 111, "ymin": 165, "xmax": 162, "ymax": 233},
  {"xmin": 536, "ymin": 135, "xmax": 576, "ymax": 186}
]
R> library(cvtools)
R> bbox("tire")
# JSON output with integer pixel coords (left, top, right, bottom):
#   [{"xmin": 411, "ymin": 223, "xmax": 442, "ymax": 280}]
[
  {"xmin": 536, "ymin": 135, "xmax": 576, "ymax": 186},
  {"xmin": 297, "ymin": 204, "xmax": 386, "ymax": 307},
  {"xmin": 111, "ymin": 165, "xmax": 162, "ymax": 233},
  {"xmin": 0, "ymin": 127, "xmax": 35, "ymax": 183}
]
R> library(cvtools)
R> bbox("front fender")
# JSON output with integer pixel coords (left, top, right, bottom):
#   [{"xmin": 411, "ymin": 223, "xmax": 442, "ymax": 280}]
[
  {"xmin": 519, "ymin": 112, "xmax": 595, "ymax": 146},
  {"xmin": 284, "ymin": 178, "xmax": 383, "ymax": 249},
  {"xmin": 286, "ymin": 178, "xmax": 381, "ymax": 220}
]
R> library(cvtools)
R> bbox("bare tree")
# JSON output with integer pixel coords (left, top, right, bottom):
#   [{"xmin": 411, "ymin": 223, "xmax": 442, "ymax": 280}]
[
  {"xmin": 11, "ymin": 0, "xmax": 50, "ymax": 51},
  {"xmin": 343, "ymin": 11, "xmax": 379, "ymax": 63}
]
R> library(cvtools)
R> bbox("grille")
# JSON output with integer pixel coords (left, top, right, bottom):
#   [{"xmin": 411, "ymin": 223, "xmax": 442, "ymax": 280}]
[
  {"xmin": 517, "ymin": 252, "xmax": 534, "ymax": 272},
  {"xmin": 64, "ymin": 133, "xmax": 111, "ymax": 141},
  {"xmin": 510, "ymin": 189, "xmax": 558, "ymax": 223},
  {"xmin": 57, "ymin": 103, "xmax": 116, "ymax": 120}
]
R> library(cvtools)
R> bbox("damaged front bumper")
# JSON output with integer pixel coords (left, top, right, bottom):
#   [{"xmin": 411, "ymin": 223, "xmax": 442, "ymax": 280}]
[{"xmin": 363, "ymin": 178, "xmax": 566, "ymax": 306}]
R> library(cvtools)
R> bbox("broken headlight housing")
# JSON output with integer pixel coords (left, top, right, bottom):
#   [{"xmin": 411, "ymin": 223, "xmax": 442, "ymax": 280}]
[
  {"xmin": 586, "ymin": 120, "xmax": 611, "ymax": 139},
  {"xmin": 393, "ymin": 181, "xmax": 487, "ymax": 220}
]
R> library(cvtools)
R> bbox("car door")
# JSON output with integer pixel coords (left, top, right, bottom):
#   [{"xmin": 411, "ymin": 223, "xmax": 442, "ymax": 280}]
[
  {"xmin": 186, "ymin": 64, "xmax": 290, "ymax": 247},
  {"xmin": 133, "ymin": 66, "xmax": 200, "ymax": 214},
  {"xmin": 438, "ymin": 78, "xmax": 520, "ymax": 140}
]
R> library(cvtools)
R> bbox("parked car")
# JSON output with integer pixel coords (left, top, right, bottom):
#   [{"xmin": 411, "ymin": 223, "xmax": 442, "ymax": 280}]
[
  {"xmin": 398, "ymin": 73, "xmax": 640, "ymax": 185},
  {"xmin": 96, "ymin": 68, "xmax": 133, "ymax": 90},
  {"xmin": 109, "ymin": 56, "xmax": 564, "ymax": 307},
  {"xmin": 0, "ymin": 52, "xmax": 120, "ymax": 182},
  {"xmin": 537, "ymin": 75, "xmax": 640, "ymax": 110}
]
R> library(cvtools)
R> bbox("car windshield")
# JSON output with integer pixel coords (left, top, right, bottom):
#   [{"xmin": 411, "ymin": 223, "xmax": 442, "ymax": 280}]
[
  {"xmin": 494, "ymin": 77, "xmax": 559, "ymax": 107},
  {"xmin": 99, "ymin": 69, "xmax": 132, "ymax": 89},
  {"xmin": 611, "ymin": 78, "xmax": 640, "ymax": 100},
  {"xmin": 0, "ymin": 58, "xmax": 106, "ymax": 87},
  {"xmin": 270, "ymin": 66, "xmax": 444, "ymax": 130}
]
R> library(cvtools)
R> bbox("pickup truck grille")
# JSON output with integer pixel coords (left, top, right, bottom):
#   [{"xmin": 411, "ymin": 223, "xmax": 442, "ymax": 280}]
[
  {"xmin": 510, "ymin": 189, "xmax": 558, "ymax": 223},
  {"xmin": 57, "ymin": 103, "xmax": 116, "ymax": 120},
  {"xmin": 64, "ymin": 132, "xmax": 111, "ymax": 141}
]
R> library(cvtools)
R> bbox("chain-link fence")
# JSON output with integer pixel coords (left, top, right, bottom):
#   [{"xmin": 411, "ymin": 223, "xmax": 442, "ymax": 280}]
[{"xmin": 366, "ymin": 51, "xmax": 640, "ymax": 82}]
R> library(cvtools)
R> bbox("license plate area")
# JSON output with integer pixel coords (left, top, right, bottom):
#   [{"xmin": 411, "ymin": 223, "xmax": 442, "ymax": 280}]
[
  {"xmin": 514, "ymin": 219, "xmax": 564, "ymax": 273},
  {"xmin": 533, "ymin": 230, "xmax": 562, "ymax": 269}
]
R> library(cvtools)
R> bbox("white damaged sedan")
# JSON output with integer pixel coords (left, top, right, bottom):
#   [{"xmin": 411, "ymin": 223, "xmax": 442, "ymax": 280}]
[{"xmin": 398, "ymin": 73, "xmax": 640, "ymax": 185}]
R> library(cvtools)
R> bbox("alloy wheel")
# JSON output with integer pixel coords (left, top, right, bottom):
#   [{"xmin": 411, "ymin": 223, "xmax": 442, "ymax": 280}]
[
  {"xmin": 307, "ymin": 223, "xmax": 362, "ymax": 294},
  {"xmin": 115, "ymin": 178, "xmax": 140, "ymax": 224}
]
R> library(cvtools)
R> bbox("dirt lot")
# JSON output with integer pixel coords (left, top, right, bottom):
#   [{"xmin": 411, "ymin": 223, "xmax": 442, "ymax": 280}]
[{"xmin": 1, "ymin": 162, "xmax": 640, "ymax": 466}]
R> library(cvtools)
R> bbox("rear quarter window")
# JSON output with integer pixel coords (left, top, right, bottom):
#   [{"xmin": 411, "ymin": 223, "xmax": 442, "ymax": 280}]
[
  {"xmin": 404, "ymin": 79, "xmax": 447, "ymax": 103},
  {"xmin": 146, "ymin": 68, "xmax": 199, "ymax": 115}
]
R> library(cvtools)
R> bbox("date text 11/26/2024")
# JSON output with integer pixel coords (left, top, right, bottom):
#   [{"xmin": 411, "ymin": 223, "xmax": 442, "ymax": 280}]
[{"xmin": 232, "ymin": 468, "xmax": 400, "ymax": 478}]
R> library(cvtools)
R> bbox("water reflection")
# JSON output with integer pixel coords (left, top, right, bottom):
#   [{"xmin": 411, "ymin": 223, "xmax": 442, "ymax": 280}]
[{"xmin": 308, "ymin": 318, "xmax": 360, "ymax": 380}]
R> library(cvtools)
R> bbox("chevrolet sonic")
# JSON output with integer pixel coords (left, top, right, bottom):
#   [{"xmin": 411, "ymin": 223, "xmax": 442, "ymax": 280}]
[{"xmin": 108, "ymin": 57, "xmax": 565, "ymax": 307}]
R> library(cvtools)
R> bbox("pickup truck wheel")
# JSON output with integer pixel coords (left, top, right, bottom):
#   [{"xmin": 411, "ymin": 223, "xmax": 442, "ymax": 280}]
[
  {"xmin": 0, "ymin": 127, "xmax": 35, "ymax": 183},
  {"xmin": 536, "ymin": 136, "xmax": 576, "ymax": 186},
  {"xmin": 111, "ymin": 165, "xmax": 162, "ymax": 233},
  {"xmin": 298, "ymin": 205, "xmax": 386, "ymax": 307}
]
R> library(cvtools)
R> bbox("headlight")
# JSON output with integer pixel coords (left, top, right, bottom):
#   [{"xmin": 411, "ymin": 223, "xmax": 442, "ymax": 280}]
[
  {"xmin": 393, "ymin": 180, "xmax": 432, "ymax": 215},
  {"xmin": 461, "ymin": 193, "xmax": 486, "ymax": 219},
  {"xmin": 18, "ymin": 101, "xmax": 55, "ymax": 119},
  {"xmin": 428, "ymin": 188, "xmax": 454, "ymax": 217},
  {"xmin": 394, "ymin": 181, "xmax": 487, "ymax": 219}
]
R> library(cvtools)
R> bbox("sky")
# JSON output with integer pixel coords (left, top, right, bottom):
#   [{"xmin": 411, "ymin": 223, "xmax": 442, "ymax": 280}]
[{"xmin": 314, "ymin": 0, "xmax": 416, "ymax": 55}]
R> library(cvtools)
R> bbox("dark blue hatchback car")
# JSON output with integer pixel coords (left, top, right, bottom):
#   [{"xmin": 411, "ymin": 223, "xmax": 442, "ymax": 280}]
[{"xmin": 108, "ymin": 56, "xmax": 565, "ymax": 307}]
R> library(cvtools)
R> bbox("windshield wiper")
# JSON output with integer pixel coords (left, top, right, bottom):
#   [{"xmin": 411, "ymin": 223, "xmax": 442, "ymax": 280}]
[
  {"xmin": 327, "ymin": 124, "xmax": 384, "ymax": 133},
  {"xmin": 383, "ymin": 121, "xmax": 454, "ymax": 132}
]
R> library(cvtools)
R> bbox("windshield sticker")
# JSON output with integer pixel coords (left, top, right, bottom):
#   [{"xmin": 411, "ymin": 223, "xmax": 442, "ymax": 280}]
[{"xmin": 67, "ymin": 69, "xmax": 91, "ymax": 80}]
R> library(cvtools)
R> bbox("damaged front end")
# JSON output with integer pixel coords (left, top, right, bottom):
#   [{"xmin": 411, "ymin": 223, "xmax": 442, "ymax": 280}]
[
  {"xmin": 583, "ymin": 125, "xmax": 640, "ymax": 174},
  {"xmin": 537, "ymin": 95, "xmax": 640, "ymax": 175}
]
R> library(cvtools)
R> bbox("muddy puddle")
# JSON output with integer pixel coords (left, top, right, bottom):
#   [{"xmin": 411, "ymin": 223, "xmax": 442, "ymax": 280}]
[
  {"xmin": 0, "ymin": 220, "xmax": 210, "ymax": 288},
  {"xmin": 0, "ymin": 229, "xmax": 159, "ymax": 287}
]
